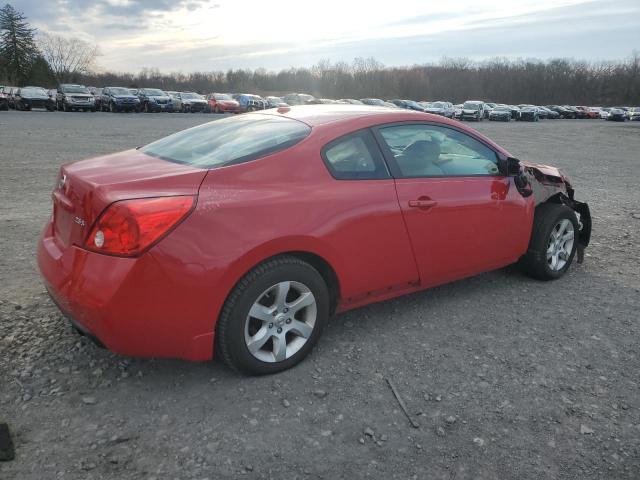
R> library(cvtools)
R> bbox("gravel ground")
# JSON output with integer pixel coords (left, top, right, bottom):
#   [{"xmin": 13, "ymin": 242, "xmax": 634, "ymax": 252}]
[{"xmin": 1, "ymin": 111, "xmax": 639, "ymax": 480}]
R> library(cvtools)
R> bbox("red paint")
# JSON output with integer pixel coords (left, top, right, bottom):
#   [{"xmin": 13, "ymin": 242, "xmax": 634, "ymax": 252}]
[
  {"xmin": 38, "ymin": 106, "xmax": 544, "ymax": 361},
  {"xmin": 206, "ymin": 95, "xmax": 240, "ymax": 113}
]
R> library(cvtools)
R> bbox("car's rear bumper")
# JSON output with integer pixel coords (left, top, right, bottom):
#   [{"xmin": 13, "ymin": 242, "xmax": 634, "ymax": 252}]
[
  {"xmin": 218, "ymin": 104, "xmax": 240, "ymax": 112},
  {"xmin": 37, "ymin": 221, "xmax": 214, "ymax": 361}
]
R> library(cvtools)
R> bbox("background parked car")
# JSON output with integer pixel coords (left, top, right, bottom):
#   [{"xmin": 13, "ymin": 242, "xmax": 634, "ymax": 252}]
[
  {"xmin": 101, "ymin": 86, "xmax": 140, "ymax": 112},
  {"xmin": 547, "ymin": 105, "xmax": 575, "ymax": 119},
  {"xmin": 388, "ymin": 99, "xmax": 425, "ymax": 111},
  {"xmin": 136, "ymin": 88, "xmax": 173, "ymax": 112},
  {"xmin": 337, "ymin": 99, "xmax": 363, "ymax": 105},
  {"xmin": 174, "ymin": 92, "xmax": 208, "ymax": 112},
  {"xmin": 4, "ymin": 86, "xmax": 18, "ymax": 109},
  {"xmin": 166, "ymin": 91, "xmax": 182, "ymax": 111},
  {"xmin": 627, "ymin": 107, "xmax": 640, "ymax": 121},
  {"xmin": 282, "ymin": 93, "xmax": 315, "ymax": 105},
  {"xmin": 518, "ymin": 106, "xmax": 540, "ymax": 121},
  {"xmin": 263, "ymin": 96, "xmax": 288, "ymax": 108},
  {"xmin": 237, "ymin": 94, "xmax": 268, "ymax": 112},
  {"xmin": 538, "ymin": 106, "xmax": 560, "ymax": 119},
  {"xmin": 606, "ymin": 108, "xmax": 626, "ymax": 121},
  {"xmin": 206, "ymin": 93, "xmax": 241, "ymax": 113},
  {"xmin": 0, "ymin": 86, "xmax": 9, "ymax": 110},
  {"xmin": 56, "ymin": 84, "xmax": 96, "ymax": 112},
  {"xmin": 460, "ymin": 100, "xmax": 485, "ymax": 121},
  {"xmin": 13, "ymin": 86, "xmax": 54, "ymax": 111},
  {"xmin": 360, "ymin": 98, "xmax": 386, "ymax": 106},
  {"xmin": 483, "ymin": 102, "xmax": 497, "ymax": 118},
  {"xmin": 88, "ymin": 87, "xmax": 103, "ymax": 110},
  {"xmin": 599, "ymin": 107, "xmax": 611, "ymax": 119},
  {"xmin": 423, "ymin": 101, "xmax": 455, "ymax": 118},
  {"xmin": 488, "ymin": 105, "xmax": 512, "ymax": 121}
]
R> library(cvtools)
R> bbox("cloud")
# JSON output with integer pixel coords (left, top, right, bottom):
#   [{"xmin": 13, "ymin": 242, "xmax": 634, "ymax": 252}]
[{"xmin": 16, "ymin": 0, "xmax": 640, "ymax": 72}]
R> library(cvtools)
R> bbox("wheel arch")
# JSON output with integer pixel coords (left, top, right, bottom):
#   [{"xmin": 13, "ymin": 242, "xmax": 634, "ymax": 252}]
[
  {"xmin": 535, "ymin": 192, "xmax": 591, "ymax": 260},
  {"xmin": 216, "ymin": 238, "xmax": 345, "ymax": 324}
]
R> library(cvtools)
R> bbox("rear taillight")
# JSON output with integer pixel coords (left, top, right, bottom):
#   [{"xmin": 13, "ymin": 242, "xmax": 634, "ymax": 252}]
[{"xmin": 84, "ymin": 196, "xmax": 194, "ymax": 256}]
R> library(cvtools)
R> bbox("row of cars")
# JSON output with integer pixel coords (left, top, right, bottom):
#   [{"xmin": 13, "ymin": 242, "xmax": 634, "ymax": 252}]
[
  {"xmin": 2, "ymin": 84, "xmax": 639, "ymax": 122},
  {"xmin": 453, "ymin": 102, "xmax": 638, "ymax": 122}
]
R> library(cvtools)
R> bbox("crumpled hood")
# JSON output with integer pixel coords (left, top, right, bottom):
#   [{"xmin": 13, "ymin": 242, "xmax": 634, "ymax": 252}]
[{"xmin": 521, "ymin": 160, "xmax": 566, "ymax": 181}]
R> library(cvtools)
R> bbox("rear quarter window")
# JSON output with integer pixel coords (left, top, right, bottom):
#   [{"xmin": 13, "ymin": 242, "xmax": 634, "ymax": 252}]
[
  {"xmin": 321, "ymin": 129, "xmax": 389, "ymax": 180},
  {"xmin": 141, "ymin": 114, "xmax": 311, "ymax": 168}
]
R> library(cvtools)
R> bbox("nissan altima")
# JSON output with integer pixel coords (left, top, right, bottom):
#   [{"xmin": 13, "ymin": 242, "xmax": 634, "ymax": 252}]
[{"xmin": 38, "ymin": 106, "xmax": 591, "ymax": 375}]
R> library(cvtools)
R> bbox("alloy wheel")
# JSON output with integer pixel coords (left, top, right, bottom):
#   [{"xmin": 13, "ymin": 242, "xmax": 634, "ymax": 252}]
[
  {"xmin": 244, "ymin": 281, "xmax": 317, "ymax": 363},
  {"xmin": 546, "ymin": 219, "xmax": 575, "ymax": 271}
]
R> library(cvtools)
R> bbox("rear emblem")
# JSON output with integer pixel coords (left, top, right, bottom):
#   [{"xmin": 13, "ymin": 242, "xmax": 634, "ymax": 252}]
[
  {"xmin": 58, "ymin": 174, "xmax": 67, "ymax": 189},
  {"xmin": 74, "ymin": 216, "xmax": 86, "ymax": 228}
]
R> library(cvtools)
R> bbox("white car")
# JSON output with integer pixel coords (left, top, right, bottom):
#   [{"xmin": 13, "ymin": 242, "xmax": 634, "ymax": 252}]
[{"xmin": 599, "ymin": 108, "xmax": 610, "ymax": 119}]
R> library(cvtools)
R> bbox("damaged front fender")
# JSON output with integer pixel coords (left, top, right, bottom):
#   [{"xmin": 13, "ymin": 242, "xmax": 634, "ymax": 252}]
[{"xmin": 520, "ymin": 161, "xmax": 592, "ymax": 263}]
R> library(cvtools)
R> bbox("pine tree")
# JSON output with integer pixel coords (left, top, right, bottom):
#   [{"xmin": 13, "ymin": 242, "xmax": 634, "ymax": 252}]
[{"xmin": 0, "ymin": 4, "xmax": 38, "ymax": 85}]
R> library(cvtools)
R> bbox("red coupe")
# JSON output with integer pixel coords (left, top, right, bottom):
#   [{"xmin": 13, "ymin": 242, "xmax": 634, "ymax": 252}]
[
  {"xmin": 206, "ymin": 93, "xmax": 240, "ymax": 113},
  {"xmin": 38, "ymin": 106, "xmax": 591, "ymax": 374}
]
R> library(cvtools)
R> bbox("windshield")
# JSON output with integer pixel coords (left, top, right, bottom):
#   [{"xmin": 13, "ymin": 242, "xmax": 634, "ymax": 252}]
[
  {"xmin": 182, "ymin": 92, "xmax": 203, "ymax": 99},
  {"xmin": 493, "ymin": 106, "xmax": 510, "ymax": 112},
  {"xmin": 21, "ymin": 87, "xmax": 48, "ymax": 96},
  {"xmin": 214, "ymin": 94, "xmax": 232, "ymax": 100},
  {"xmin": 429, "ymin": 102, "xmax": 446, "ymax": 108},
  {"xmin": 143, "ymin": 89, "xmax": 165, "ymax": 96},
  {"xmin": 463, "ymin": 102, "xmax": 480, "ymax": 110},
  {"xmin": 110, "ymin": 87, "xmax": 132, "ymax": 95},
  {"xmin": 61, "ymin": 85, "xmax": 89, "ymax": 94},
  {"xmin": 141, "ymin": 114, "xmax": 311, "ymax": 169},
  {"xmin": 363, "ymin": 98, "xmax": 384, "ymax": 105},
  {"xmin": 267, "ymin": 97, "xmax": 284, "ymax": 103}
]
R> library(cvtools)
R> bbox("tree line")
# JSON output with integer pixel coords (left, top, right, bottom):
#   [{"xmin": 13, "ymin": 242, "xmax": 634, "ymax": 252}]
[
  {"xmin": 1, "ymin": 3, "xmax": 639, "ymax": 105},
  {"xmin": 77, "ymin": 54, "xmax": 640, "ymax": 106}
]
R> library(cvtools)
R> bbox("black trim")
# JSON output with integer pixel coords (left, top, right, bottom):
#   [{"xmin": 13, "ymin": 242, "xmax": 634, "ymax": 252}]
[
  {"xmin": 320, "ymin": 128, "xmax": 391, "ymax": 180},
  {"xmin": 370, "ymin": 120, "xmax": 504, "ymax": 180}
]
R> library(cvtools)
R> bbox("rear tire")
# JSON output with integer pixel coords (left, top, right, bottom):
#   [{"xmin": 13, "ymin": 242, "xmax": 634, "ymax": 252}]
[
  {"xmin": 216, "ymin": 256, "xmax": 330, "ymax": 375},
  {"xmin": 521, "ymin": 204, "xmax": 579, "ymax": 281}
]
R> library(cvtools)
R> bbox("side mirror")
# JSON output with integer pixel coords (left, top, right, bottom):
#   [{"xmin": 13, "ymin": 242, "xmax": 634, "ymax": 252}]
[
  {"xmin": 506, "ymin": 157, "xmax": 521, "ymax": 176},
  {"xmin": 498, "ymin": 156, "xmax": 522, "ymax": 176}
]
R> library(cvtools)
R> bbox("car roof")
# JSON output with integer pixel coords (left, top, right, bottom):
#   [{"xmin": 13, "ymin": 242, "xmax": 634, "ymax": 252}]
[{"xmin": 261, "ymin": 104, "xmax": 451, "ymax": 127}]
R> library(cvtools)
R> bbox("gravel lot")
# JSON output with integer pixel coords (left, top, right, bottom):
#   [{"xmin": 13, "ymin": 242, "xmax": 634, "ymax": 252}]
[{"xmin": 1, "ymin": 110, "xmax": 639, "ymax": 480}]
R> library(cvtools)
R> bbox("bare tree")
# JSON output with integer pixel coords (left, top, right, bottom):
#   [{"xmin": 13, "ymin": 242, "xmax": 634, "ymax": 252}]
[{"xmin": 38, "ymin": 32, "xmax": 99, "ymax": 83}]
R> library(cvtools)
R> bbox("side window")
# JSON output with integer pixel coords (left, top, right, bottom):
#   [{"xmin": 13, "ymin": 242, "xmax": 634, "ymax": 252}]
[
  {"xmin": 322, "ymin": 129, "xmax": 389, "ymax": 180},
  {"xmin": 378, "ymin": 124, "xmax": 500, "ymax": 178}
]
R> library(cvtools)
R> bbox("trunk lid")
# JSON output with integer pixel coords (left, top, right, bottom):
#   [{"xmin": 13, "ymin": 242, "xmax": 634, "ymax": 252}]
[{"xmin": 52, "ymin": 149, "xmax": 207, "ymax": 249}]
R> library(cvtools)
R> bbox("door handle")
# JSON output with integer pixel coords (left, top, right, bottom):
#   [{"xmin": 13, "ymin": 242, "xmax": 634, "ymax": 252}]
[{"xmin": 408, "ymin": 199, "xmax": 438, "ymax": 209}]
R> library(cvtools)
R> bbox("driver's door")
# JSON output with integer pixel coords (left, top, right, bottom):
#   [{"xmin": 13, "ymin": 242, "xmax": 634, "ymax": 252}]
[{"xmin": 374, "ymin": 123, "xmax": 531, "ymax": 288}]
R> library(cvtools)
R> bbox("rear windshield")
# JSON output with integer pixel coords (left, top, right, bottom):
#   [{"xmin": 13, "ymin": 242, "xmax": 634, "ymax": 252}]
[{"xmin": 141, "ymin": 114, "xmax": 311, "ymax": 169}]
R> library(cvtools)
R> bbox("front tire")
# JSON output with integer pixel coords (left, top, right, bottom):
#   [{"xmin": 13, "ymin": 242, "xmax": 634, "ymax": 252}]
[
  {"xmin": 521, "ymin": 204, "xmax": 579, "ymax": 280},
  {"xmin": 216, "ymin": 256, "xmax": 330, "ymax": 375}
]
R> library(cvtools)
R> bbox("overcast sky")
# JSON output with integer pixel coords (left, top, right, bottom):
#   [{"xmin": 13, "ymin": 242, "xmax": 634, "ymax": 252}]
[{"xmin": 15, "ymin": 0, "xmax": 640, "ymax": 72}]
